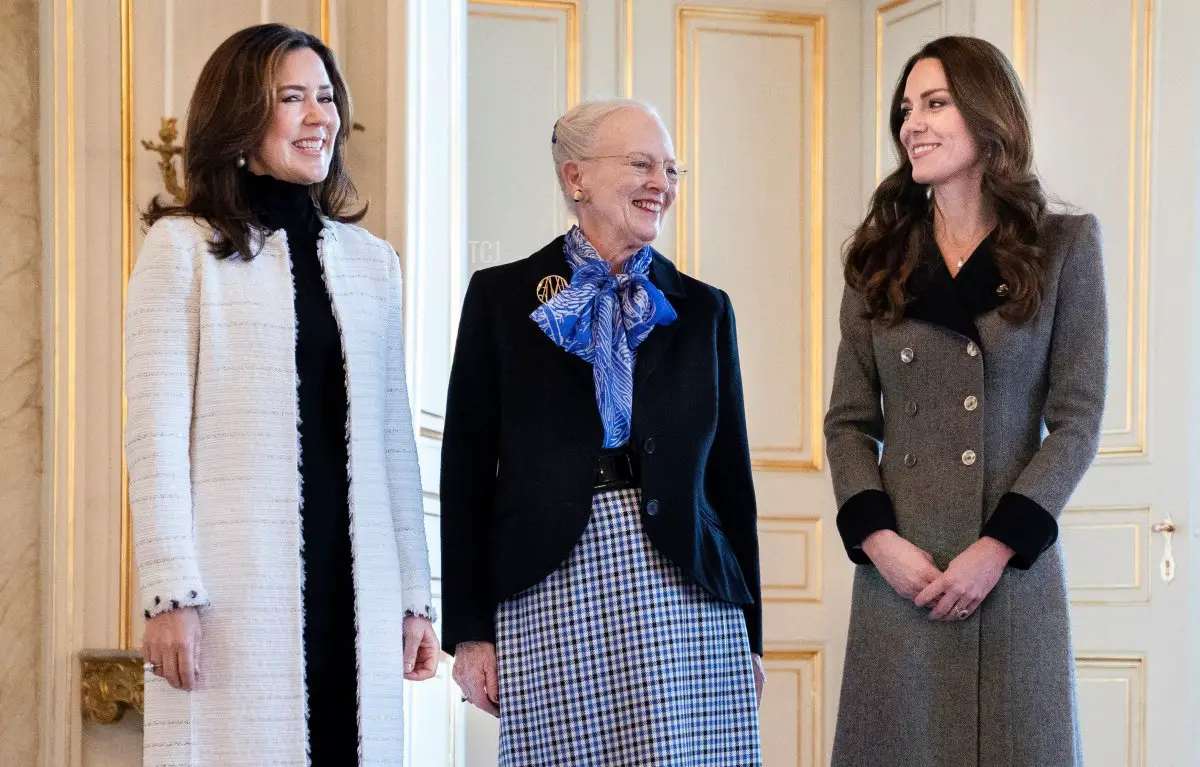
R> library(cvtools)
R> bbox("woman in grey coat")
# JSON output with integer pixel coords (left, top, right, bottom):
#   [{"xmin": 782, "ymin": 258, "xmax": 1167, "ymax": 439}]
[{"xmin": 825, "ymin": 36, "xmax": 1105, "ymax": 767}]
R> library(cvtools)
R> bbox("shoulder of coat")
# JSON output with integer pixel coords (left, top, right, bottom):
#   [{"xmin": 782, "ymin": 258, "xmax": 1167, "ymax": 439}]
[
  {"xmin": 1041, "ymin": 210, "xmax": 1098, "ymax": 241},
  {"xmin": 141, "ymin": 215, "xmax": 220, "ymax": 267},
  {"xmin": 146, "ymin": 214, "xmax": 217, "ymax": 244},
  {"xmin": 674, "ymin": 270, "xmax": 723, "ymax": 310},
  {"xmin": 1040, "ymin": 210, "xmax": 1100, "ymax": 261}
]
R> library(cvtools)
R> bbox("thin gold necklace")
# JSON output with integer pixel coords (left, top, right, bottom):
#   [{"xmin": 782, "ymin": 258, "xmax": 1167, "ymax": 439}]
[{"xmin": 940, "ymin": 227, "xmax": 991, "ymax": 275}]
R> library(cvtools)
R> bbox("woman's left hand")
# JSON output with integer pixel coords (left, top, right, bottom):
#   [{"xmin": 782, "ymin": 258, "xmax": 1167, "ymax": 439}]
[
  {"xmin": 914, "ymin": 537, "xmax": 1014, "ymax": 621},
  {"xmin": 752, "ymin": 653, "xmax": 765, "ymax": 708},
  {"xmin": 403, "ymin": 615, "xmax": 441, "ymax": 681}
]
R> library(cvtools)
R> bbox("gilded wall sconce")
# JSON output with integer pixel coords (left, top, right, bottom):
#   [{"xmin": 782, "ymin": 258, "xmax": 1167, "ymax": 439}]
[{"xmin": 141, "ymin": 116, "xmax": 185, "ymax": 204}]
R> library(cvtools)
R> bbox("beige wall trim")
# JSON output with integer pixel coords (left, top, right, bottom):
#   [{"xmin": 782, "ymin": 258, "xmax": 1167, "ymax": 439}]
[{"xmin": 40, "ymin": 0, "xmax": 81, "ymax": 763}]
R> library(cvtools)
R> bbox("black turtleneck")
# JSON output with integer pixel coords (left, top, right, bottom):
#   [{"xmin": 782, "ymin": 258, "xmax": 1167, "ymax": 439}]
[{"xmin": 243, "ymin": 171, "xmax": 357, "ymax": 762}]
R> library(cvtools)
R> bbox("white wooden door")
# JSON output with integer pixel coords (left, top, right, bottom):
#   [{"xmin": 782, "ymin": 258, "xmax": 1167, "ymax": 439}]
[{"xmin": 866, "ymin": 1, "xmax": 1198, "ymax": 765}]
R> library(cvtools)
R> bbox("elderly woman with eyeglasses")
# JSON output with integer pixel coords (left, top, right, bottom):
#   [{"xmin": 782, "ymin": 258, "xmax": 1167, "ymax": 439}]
[{"xmin": 441, "ymin": 98, "xmax": 764, "ymax": 765}]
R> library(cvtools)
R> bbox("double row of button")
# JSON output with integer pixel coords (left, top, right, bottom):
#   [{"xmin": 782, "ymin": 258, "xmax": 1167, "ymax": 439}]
[{"xmin": 899, "ymin": 340, "xmax": 981, "ymax": 468}]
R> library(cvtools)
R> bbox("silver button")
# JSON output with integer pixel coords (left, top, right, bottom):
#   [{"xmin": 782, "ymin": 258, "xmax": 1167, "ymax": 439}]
[
  {"xmin": 961, "ymin": 450, "xmax": 977, "ymax": 466},
  {"xmin": 967, "ymin": 342, "xmax": 979, "ymax": 357},
  {"xmin": 904, "ymin": 453, "xmax": 917, "ymax": 468},
  {"xmin": 900, "ymin": 347, "xmax": 914, "ymax": 364},
  {"xmin": 905, "ymin": 401, "xmax": 918, "ymax": 416},
  {"xmin": 964, "ymin": 396, "xmax": 978, "ymax": 412}
]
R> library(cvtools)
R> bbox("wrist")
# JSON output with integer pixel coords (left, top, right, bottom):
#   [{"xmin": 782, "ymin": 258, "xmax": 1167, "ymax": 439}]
[
  {"xmin": 979, "ymin": 535, "xmax": 1015, "ymax": 562},
  {"xmin": 862, "ymin": 529, "xmax": 898, "ymax": 557}
]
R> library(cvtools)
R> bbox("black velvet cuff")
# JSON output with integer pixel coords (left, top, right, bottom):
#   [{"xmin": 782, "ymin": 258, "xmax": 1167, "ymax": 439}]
[
  {"xmin": 836, "ymin": 489, "xmax": 899, "ymax": 565},
  {"xmin": 981, "ymin": 492, "xmax": 1059, "ymax": 570}
]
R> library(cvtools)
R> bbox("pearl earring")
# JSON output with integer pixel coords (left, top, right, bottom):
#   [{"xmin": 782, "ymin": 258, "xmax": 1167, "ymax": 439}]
[
  {"xmin": 236, "ymin": 155, "xmax": 246, "ymax": 168},
  {"xmin": 572, "ymin": 189, "xmax": 583, "ymax": 201}
]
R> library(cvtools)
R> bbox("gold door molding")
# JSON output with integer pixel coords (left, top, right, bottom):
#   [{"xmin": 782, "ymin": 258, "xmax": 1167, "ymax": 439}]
[
  {"xmin": 1074, "ymin": 654, "xmax": 1147, "ymax": 767},
  {"xmin": 761, "ymin": 644, "xmax": 825, "ymax": 766},
  {"xmin": 675, "ymin": 6, "xmax": 825, "ymax": 472}
]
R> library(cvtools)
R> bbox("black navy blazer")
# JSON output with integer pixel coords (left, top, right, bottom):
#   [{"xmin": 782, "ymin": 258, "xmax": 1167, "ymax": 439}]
[{"xmin": 440, "ymin": 236, "xmax": 762, "ymax": 655}]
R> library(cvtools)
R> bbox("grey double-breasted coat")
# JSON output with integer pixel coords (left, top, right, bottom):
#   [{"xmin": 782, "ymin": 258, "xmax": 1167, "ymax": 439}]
[{"xmin": 825, "ymin": 213, "xmax": 1106, "ymax": 767}]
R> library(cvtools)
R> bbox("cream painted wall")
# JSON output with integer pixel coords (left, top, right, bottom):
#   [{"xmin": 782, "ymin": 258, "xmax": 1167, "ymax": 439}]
[{"xmin": 0, "ymin": 0, "xmax": 42, "ymax": 765}]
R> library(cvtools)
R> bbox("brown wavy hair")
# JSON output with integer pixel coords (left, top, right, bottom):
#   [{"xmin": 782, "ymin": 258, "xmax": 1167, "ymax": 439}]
[
  {"xmin": 844, "ymin": 36, "xmax": 1046, "ymax": 324},
  {"xmin": 143, "ymin": 24, "xmax": 364, "ymax": 259}
]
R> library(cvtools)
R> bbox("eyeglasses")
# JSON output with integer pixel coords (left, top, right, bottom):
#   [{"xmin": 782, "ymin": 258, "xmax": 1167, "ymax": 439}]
[{"xmin": 580, "ymin": 154, "xmax": 687, "ymax": 184}]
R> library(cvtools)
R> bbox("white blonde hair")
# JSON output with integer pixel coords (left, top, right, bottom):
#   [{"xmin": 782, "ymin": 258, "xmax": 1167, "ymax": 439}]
[{"xmin": 551, "ymin": 97, "xmax": 665, "ymax": 207}]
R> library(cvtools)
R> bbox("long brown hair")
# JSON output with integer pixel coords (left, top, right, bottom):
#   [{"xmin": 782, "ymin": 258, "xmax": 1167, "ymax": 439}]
[
  {"xmin": 845, "ymin": 36, "xmax": 1046, "ymax": 324},
  {"xmin": 143, "ymin": 24, "xmax": 365, "ymax": 259}
]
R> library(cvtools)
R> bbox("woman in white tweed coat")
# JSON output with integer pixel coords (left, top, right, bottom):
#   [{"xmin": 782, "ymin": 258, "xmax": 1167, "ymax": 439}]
[{"xmin": 125, "ymin": 25, "xmax": 436, "ymax": 765}]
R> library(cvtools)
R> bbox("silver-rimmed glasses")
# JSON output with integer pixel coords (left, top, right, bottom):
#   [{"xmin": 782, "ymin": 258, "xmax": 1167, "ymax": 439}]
[{"xmin": 580, "ymin": 153, "xmax": 687, "ymax": 184}]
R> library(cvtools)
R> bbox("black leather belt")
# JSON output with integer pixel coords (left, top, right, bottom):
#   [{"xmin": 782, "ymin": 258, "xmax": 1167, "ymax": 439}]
[{"xmin": 594, "ymin": 449, "xmax": 639, "ymax": 491}]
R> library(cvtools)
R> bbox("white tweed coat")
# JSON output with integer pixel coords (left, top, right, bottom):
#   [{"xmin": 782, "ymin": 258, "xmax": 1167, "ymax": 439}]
[{"xmin": 125, "ymin": 215, "xmax": 433, "ymax": 766}]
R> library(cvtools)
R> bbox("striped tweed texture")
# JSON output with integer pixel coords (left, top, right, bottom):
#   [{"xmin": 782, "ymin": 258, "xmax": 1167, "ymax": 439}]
[{"xmin": 126, "ymin": 215, "xmax": 433, "ymax": 766}]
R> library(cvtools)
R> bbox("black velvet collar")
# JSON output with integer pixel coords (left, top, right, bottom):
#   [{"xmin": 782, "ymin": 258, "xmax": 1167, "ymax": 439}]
[{"xmin": 902, "ymin": 226, "xmax": 1009, "ymax": 344}]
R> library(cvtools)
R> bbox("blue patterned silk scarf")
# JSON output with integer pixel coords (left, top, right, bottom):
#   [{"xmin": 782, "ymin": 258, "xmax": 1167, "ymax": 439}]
[{"xmin": 531, "ymin": 226, "xmax": 678, "ymax": 448}]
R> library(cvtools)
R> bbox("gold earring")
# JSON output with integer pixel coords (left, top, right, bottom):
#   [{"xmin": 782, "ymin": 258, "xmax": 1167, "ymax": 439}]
[{"xmin": 572, "ymin": 189, "xmax": 583, "ymax": 202}]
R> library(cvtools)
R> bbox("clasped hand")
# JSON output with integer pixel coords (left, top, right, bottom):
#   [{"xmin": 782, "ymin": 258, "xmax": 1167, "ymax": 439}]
[{"xmin": 861, "ymin": 530, "xmax": 1012, "ymax": 620}]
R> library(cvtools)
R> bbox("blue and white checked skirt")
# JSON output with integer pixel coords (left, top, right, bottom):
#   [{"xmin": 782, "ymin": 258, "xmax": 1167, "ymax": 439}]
[{"xmin": 495, "ymin": 487, "xmax": 762, "ymax": 766}]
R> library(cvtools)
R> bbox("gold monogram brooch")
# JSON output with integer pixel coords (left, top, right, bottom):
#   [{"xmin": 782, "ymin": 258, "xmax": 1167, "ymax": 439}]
[{"xmin": 536, "ymin": 274, "xmax": 569, "ymax": 303}]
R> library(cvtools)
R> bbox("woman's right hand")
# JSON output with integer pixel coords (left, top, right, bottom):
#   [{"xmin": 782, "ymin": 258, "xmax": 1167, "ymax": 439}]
[
  {"xmin": 142, "ymin": 606, "xmax": 202, "ymax": 691},
  {"xmin": 452, "ymin": 641, "xmax": 500, "ymax": 717},
  {"xmin": 861, "ymin": 530, "xmax": 942, "ymax": 601}
]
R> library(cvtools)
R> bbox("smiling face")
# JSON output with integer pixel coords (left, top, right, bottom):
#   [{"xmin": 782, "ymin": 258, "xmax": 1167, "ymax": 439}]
[
  {"xmin": 898, "ymin": 57, "xmax": 983, "ymax": 188},
  {"xmin": 248, "ymin": 47, "xmax": 340, "ymax": 184},
  {"xmin": 565, "ymin": 107, "xmax": 678, "ymax": 254}
]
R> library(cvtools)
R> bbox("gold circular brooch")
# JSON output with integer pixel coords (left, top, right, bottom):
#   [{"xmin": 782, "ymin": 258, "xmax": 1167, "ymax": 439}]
[{"xmin": 536, "ymin": 274, "xmax": 569, "ymax": 303}]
